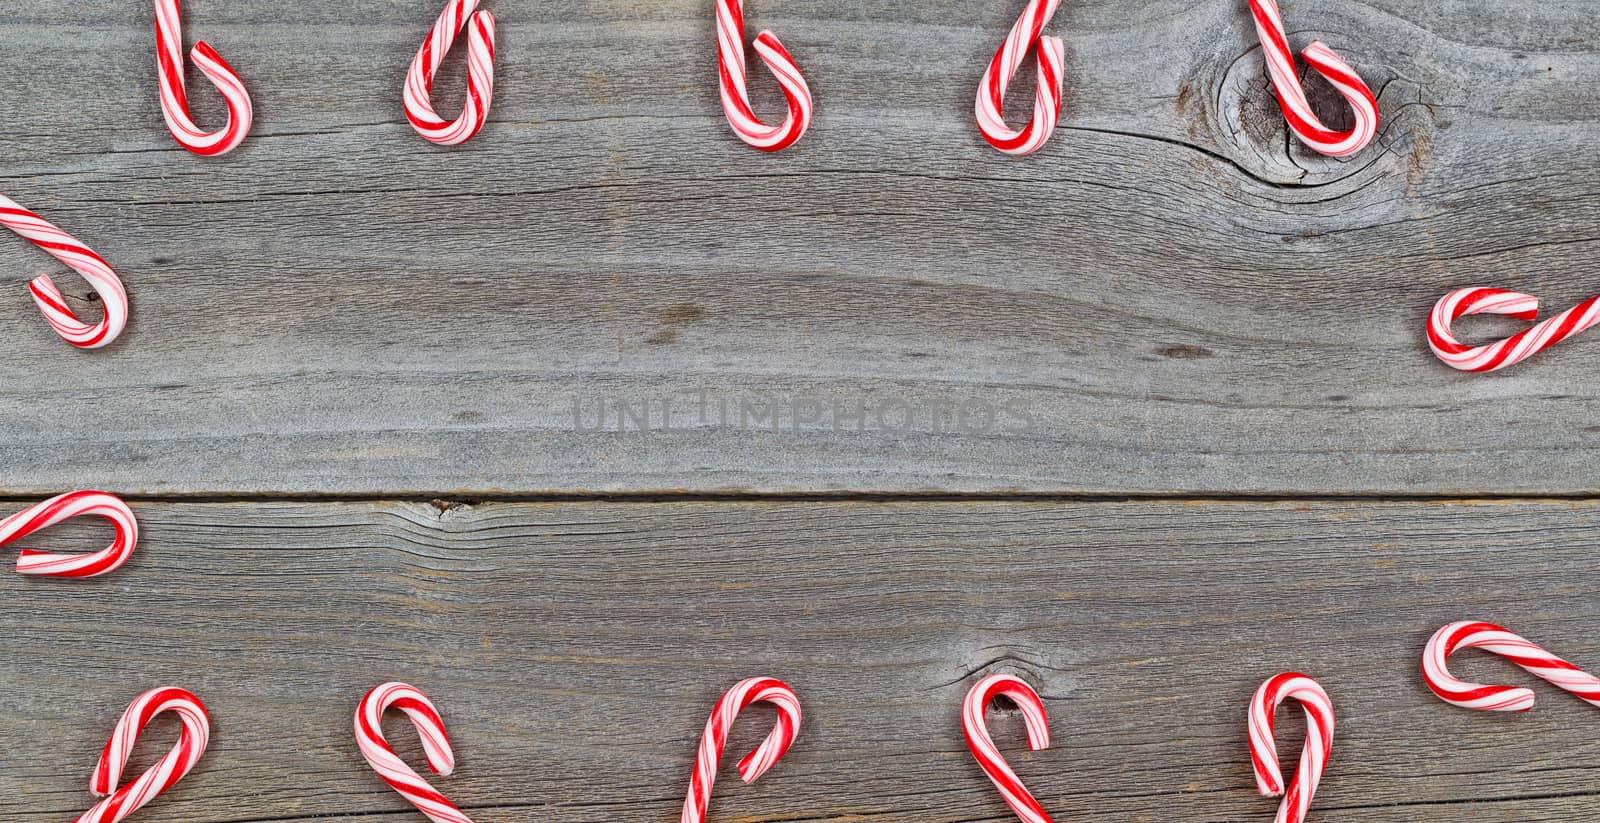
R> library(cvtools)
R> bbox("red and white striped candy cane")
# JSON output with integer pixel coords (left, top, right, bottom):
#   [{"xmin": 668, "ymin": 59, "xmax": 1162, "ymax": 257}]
[
  {"xmin": 1423, "ymin": 621, "xmax": 1600, "ymax": 712},
  {"xmin": 1, "ymin": 491, "xmax": 138, "ymax": 578},
  {"xmin": 1428, "ymin": 287, "xmax": 1600, "ymax": 373},
  {"xmin": 155, "ymin": 0, "xmax": 253, "ymax": 156},
  {"xmin": 1, "ymin": 195, "xmax": 128, "ymax": 349},
  {"xmin": 681, "ymin": 677, "xmax": 802, "ymax": 823},
  {"xmin": 405, "ymin": 1, "xmax": 497, "ymax": 147},
  {"xmin": 975, "ymin": 0, "xmax": 1065, "ymax": 157},
  {"xmin": 74, "ymin": 688, "xmax": 210, "ymax": 823},
  {"xmin": 962, "ymin": 673, "xmax": 1054, "ymax": 823},
  {"xmin": 1247, "ymin": 0, "xmax": 1378, "ymax": 158},
  {"xmin": 715, "ymin": 1, "xmax": 813, "ymax": 151},
  {"xmin": 356, "ymin": 682, "xmax": 474, "ymax": 823},
  {"xmin": 1248, "ymin": 673, "xmax": 1334, "ymax": 823}
]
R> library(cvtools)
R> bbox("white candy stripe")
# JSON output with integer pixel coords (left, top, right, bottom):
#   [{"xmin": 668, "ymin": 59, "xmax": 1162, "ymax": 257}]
[
  {"xmin": 1428, "ymin": 287, "xmax": 1600, "ymax": 372},
  {"xmin": 0, "ymin": 195, "xmax": 128, "ymax": 349},
  {"xmin": 0, "ymin": 491, "xmax": 137, "ymax": 577},
  {"xmin": 355, "ymin": 682, "xmax": 473, "ymax": 823},
  {"xmin": 76, "ymin": 688, "xmax": 209, "ymax": 823},
  {"xmin": 1247, "ymin": 0, "xmax": 1378, "ymax": 157},
  {"xmin": 404, "ymin": 0, "xmax": 498, "ymax": 146},
  {"xmin": 975, "ymin": 0, "xmax": 1066, "ymax": 156},
  {"xmin": 715, "ymin": 1, "xmax": 813, "ymax": 151},
  {"xmin": 680, "ymin": 677, "xmax": 802, "ymax": 823},
  {"xmin": 154, "ymin": 0, "xmax": 253, "ymax": 156},
  {"xmin": 1247, "ymin": 673, "xmax": 1333, "ymax": 823},
  {"xmin": 962, "ymin": 673, "xmax": 1053, "ymax": 823},
  {"xmin": 1423, "ymin": 621, "xmax": 1600, "ymax": 712}
]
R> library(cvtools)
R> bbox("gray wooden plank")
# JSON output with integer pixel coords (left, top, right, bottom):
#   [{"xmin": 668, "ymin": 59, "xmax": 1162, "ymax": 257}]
[
  {"xmin": 4, "ymin": 499, "xmax": 1600, "ymax": 820},
  {"xmin": 2, "ymin": 2, "xmax": 1600, "ymax": 494}
]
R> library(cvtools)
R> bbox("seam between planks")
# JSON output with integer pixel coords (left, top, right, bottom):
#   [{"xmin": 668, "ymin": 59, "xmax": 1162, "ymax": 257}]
[{"xmin": 2, "ymin": 491, "xmax": 1598, "ymax": 505}]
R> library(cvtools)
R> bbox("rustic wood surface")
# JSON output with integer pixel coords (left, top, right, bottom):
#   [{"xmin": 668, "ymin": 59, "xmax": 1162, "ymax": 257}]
[
  {"xmin": 1, "ymin": 1, "xmax": 1598, "ymax": 494},
  {"xmin": 5, "ymin": 500, "xmax": 1600, "ymax": 822},
  {"xmin": 4, "ymin": 2, "xmax": 1599, "ymax": 822}
]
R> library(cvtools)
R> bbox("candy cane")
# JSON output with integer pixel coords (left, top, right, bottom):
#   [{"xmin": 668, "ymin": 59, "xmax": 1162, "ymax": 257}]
[
  {"xmin": 1428, "ymin": 287, "xmax": 1600, "ymax": 373},
  {"xmin": 962, "ymin": 673, "xmax": 1055, "ymax": 823},
  {"xmin": 0, "ymin": 491, "xmax": 138, "ymax": 578},
  {"xmin": 1, "ymin": 195, "xmax": 128, "ymax": 349},
  {"xmin": 154, "ymin": 0, "xmax": 253, "ymax": 156},
  {"xmin": 681, "ymin": 677, "xmax": 802, "ymax": 823},
  {"xmin": 356, "ymin": 682, "xmax": 474, "ymax": 823},
  {"xmin": 975, "ymin": 0, "xmax": 1065, "ymax": 156},
  {"xmin": 405, "ymin": 0, "xmax": 497, "ymax": 146},
  {"xmin": 1247, "ymin": 0, "xmax": 1378, "ymax": 158},
  {"xmin": 1423, "ymin": 621, "xmax": 1600, "ymax": 712},
  {"xmin": 73, "ymin": 688, "xmax": 210, "ymax": 823},
  {"xmin": 715, "ymin": 0, "xmax": 813, "ymax": 151},
  {"xmin": 1248, "ymin": 673, "xmax": 1334, "ymax": 823}
]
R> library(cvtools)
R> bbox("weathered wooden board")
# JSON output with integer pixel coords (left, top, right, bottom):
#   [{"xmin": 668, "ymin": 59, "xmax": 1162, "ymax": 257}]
[
  {"xmin": 4, "ymin": 499, "xmax": 1600, "ymax": 821},
  {"xmin": 0, "ymin": 2, "xmax": 1598, "ymax": 495}
]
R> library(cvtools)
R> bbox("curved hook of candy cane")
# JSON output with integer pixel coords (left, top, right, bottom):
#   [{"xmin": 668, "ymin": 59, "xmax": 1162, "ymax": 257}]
[
  {"xmin": 1247, "ymin": 0, "xmax": 1378, "ymax": 158},
  {"xmin": 962, "ymin": 673, "xmax": 1054, "ymax": 823},
  {"xmin": 715, "ymin": 0, "xmax": 813, "ymax": 152},
  {"xmin": 0, "ymin": 491, "xmax": 138, "ymax": 578},
  {"xmin": 155, "ymin": 0, "xmax": 253, "ymax": 156},
  {"xmin": 1247, "ymin": 673, "xmax": 1333, "ymax": 823},
  {"xmin": 404, "ymin": 0, "xmax": 498, "ymax": 147},
  {"xmin": 74, "ymin": 687, "xmax": 210, "ymax": 823},
  {"xmin": 680, "ymin": 677, "xmax": 802, "ymax": 823},
  {"xmin": 1428, "ymin": 287, "xmax": 1600, "ymax": 373},
  {"xmin": 0, "ymin": 195, "xmax": 129, "ymax": 349},
  {"xmin": 975, "ymin": 0, "xmax": 1066, "ymax": 157},
  {"xmin": 356, "ymin": 682, "xmax": 475, "ymax": 823},
  {"xmin": 1423, "ymin": 621, "xmax": 1600, "ymax": 712}
]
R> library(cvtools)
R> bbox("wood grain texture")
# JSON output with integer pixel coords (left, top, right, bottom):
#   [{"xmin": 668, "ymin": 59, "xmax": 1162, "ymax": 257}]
[
  {"xmin": 0, "ymin": 2, "xmax": 1597, "ymax": 494},
  {"xmin": 4, "ymin": 499, "xmax": 1600, "ymax": 821}
]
